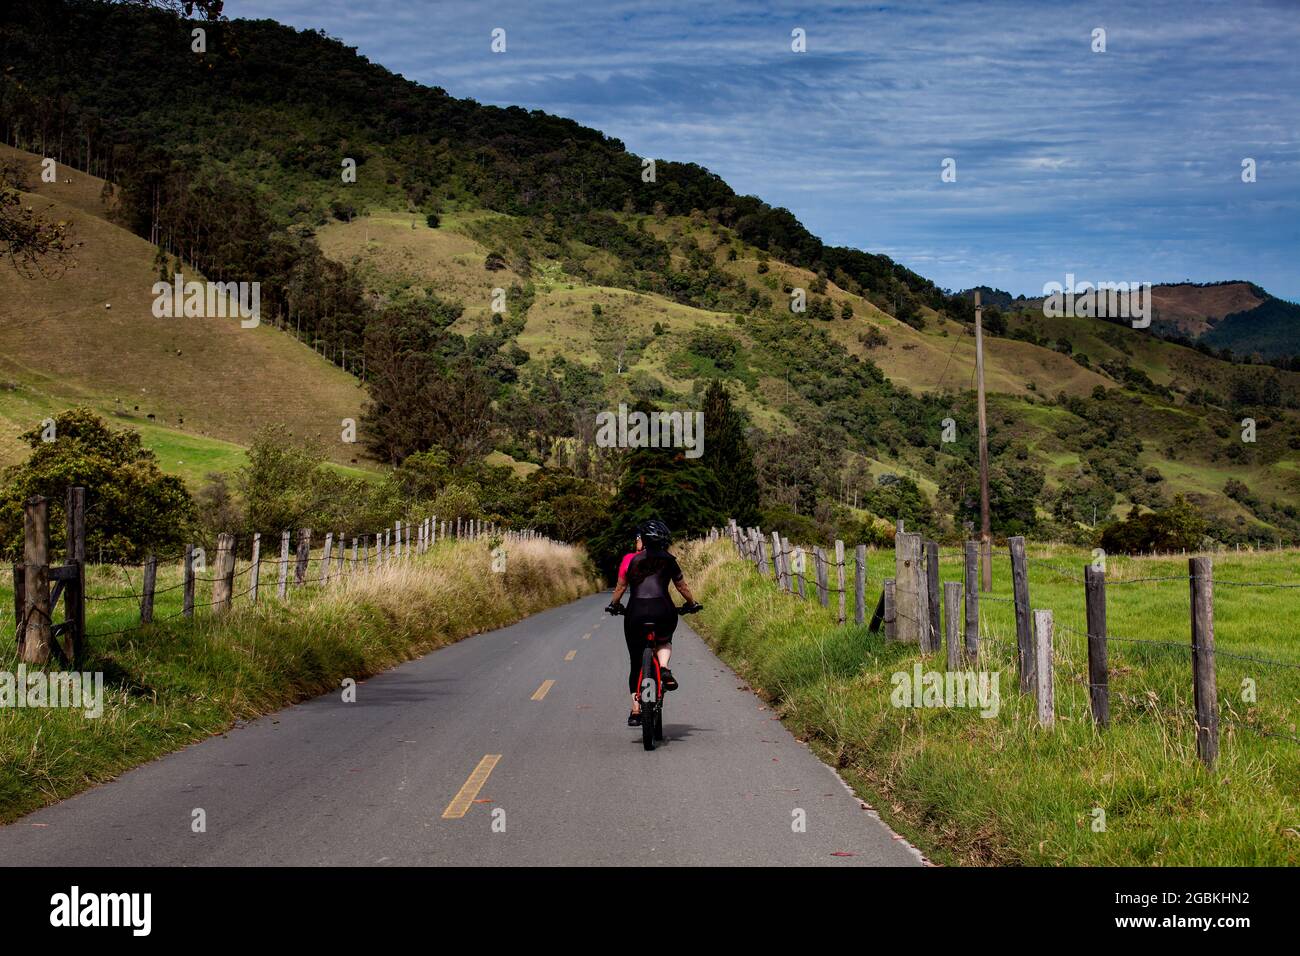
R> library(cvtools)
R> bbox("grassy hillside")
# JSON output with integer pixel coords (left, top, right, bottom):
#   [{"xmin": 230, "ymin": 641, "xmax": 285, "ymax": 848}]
[
  {"xmin": 0, "ymin": 144, "xmax": 371, "ymax": 483},
  {"xmin": 313, "ymin": 205, "xmax": 1300, "ymax": 541},
  {"xmin": 3, "ymin": 1, "xmax": 1297, "ymax": 548}
]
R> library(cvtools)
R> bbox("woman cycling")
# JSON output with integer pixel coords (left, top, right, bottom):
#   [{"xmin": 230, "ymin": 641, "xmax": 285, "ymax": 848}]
[{"xmin": 606, "ymin": 519, "xmax": 701, "ymax": 727}]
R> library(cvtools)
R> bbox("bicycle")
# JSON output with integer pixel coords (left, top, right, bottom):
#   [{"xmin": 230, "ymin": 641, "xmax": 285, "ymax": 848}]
[{"xmin": 607, "ymin": 602, "xmax": 702, "ymax": 751}]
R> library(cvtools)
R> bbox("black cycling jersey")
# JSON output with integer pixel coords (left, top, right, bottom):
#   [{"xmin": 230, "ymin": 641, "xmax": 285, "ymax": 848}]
[
  {"xmin": 620, "ymin": 548, "xmax": 684, "ymax": 693},
  {"xmin": 624, "ymin": 549, "xmax": 684, "ymax": 600}
]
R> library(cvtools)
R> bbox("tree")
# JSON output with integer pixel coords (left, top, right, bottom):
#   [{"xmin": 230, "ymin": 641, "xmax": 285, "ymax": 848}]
[
  {"xmin": 361, "ymin": 299, "xmax": 494, "ymax": 465},
  {"xmin": 1051, "ymin": 475, "xmax": 1116, "ymax": 526},
  {"xmin": 236, "ymin": 425, "xmax": 327, "ymax": 535},
  {"xmin": 862, "ymin": 476, "xmax": 934, "ymax": 532},
  {"xmin": 588, "ymin": 430, "xmax": 727, "ymax": 578},
  {"xmin": 700, "ymin": 380, "xmax": 759, "ymax": 525},
  {"xmin": 119, "ymin": 0, "xmax": 225, "ymax": 18},
  {"xmin": 1099, "ymin": 496, "xmax": 1208, "ymax": 553},
  {"xmin": 521, "ymin": 469, "xmax": 609, "ymax": 542},
  {"xmin": 0, "ymin": 408, "xmax": 194, "ymax": 561},
  {"xmin": 0, "ymin": 183, "xmax": 76, "ymax": 277}
]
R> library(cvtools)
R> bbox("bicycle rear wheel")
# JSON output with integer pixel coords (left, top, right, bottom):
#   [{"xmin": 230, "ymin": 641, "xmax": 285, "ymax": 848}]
[{"xmin": 640, "ymin": 647, "xmax": 657, "ymax": 751}]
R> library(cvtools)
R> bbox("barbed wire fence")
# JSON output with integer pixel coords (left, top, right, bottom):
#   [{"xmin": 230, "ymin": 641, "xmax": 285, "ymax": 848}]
[
  {"xmin": 7, "ymin": 488, "xmax": 551, "ymax": 665},
  {"xmin": 706, "ymin": 519, "xmax": 1300, "ymax": 769}
]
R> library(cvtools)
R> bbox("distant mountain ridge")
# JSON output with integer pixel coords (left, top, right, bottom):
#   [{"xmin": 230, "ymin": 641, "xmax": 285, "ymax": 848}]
[{"xmin": 961, "ymin": 282, "xmax": 1299, "ymax": 360}]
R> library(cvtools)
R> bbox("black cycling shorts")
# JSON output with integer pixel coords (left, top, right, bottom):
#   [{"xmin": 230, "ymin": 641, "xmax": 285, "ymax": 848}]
[{"xmin": 623, "ymin": 598, "xmax": 677, "ymax": 694}]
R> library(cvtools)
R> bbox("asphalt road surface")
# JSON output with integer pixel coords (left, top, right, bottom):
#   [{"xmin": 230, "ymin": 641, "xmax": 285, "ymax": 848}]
[{"xmin": 0, "ymin": 593, "xmax": 923, "ymax": 866}]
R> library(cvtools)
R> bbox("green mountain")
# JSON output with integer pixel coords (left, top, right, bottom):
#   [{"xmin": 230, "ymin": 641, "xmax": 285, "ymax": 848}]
[{"xmin": 3, "ymin": 0, "xmax": 1299, "ymax": 550}]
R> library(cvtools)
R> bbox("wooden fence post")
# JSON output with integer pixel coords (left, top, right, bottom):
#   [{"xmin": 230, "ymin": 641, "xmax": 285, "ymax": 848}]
[
  {"xmin": 140, "ymin": 553, "xmax": 157, "ymax": 623},
  {"xmin": 925, "ymin": 539, "xmax": 940, "ymax": 654},
  {"xmin": 320, "ymin": 532, "xmax": 334, "ymax": 584},
  {"xmin": 1009, "ymin": 536, "xmax": 1033, "ymax": 692},
  {"xmin": 65, "ymin": 486, "xmax": 86, "ymax": 564},
  {"xmin": 1190, "ymin": 556, "xmax": 1218, "ymax": 768},
  {"xmin": 759, "ymin": 537, "xmax": 771, "ymax": 578},
  {"xmin": 336, "ymin": 532, "xmax": 344, "ymax": 577},
  {"xmin": 771, "ymin": 531, "xmax": 785, "ymax": 590},
  {"xmin": 854, "ymin": 544, "xmax": 866, "ymax": 625},
  {"xmin": 277, "ymin": 531, "xmax": 290, "ymax": 599},
  {"xmin": 184, "ymin": 543, "xmax": 196, "ymax": 616},
  {"xmin": 835, "ymin": 540, "xmax": 846, "ymax": 625},
  {"xmin": 1033, "ymin": 609, "xmax": 1054, "ymax": 727},
  {"xmin": 791, "ymin": 543, "xmax": 806, "ymax": 599},
  {"xmin": 963, "ymin": 540, "xmax": 979, "ymax": 663},
  {"xmin": 65, "ymin": 486, "xmax": 86, "ymax": 663},
  {"xmin": 893, "ymin": 532, "xmax": 926, "ymax": 645},
  {"xmin": 295, "ymin": 529, "xmax": 311, "ymax": 586},
  {"xmin": 351, "ymin": 537, "xmax": 358, "ymax": 574},
  {"xmin": 213, "ymin": 533, "xmax": 235, "ymax": 615},
  {"xmin": 20, "ymin": 496, "xmax": 51, "ymax": 664},
  {"xmin": 815, "ymin": 547, "xmax": 828, "ymax": 607},
  {"xmin": 883, "ymin": 579, "xmax": 896, "ymax": 641},
  {"xmin": 249, "ymin": 533, "xmax": 261, "ymax": 604},
  {"xmin": 944, "ymin": 581, "xmax": 961, "ymax": 671},
  {"xmin": 1084, "ymin": 565, "xmax": 1109, "ymax": 727}
]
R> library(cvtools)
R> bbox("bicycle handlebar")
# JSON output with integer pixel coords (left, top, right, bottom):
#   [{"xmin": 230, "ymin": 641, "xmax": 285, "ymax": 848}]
[{"xmin": 605, "ymin": 602, "xmax": 702, "ymax": 616}]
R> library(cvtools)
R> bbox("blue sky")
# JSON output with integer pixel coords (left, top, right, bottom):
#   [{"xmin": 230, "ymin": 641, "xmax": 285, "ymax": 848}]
[{"xmin": 227, "ymin": 0, "xmax": 1300, "ymax": 300}]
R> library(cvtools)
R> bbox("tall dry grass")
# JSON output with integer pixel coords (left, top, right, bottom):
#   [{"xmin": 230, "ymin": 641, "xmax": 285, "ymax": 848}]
[{"xmin": 0, "ymin": 538, "xmax": 600, "ymax": 823}]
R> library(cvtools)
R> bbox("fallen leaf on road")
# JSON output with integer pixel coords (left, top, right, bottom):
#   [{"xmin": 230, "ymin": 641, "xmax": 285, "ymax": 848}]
[{"xmin": 830, "ymin": 851, "xmax": 855, "ymax": 857}]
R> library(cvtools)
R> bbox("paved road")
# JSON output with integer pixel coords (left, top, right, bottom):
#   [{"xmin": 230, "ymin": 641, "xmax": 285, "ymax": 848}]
[{"xmin": 0, "ymin": 593, "xmax": 922, "ymax": 866}]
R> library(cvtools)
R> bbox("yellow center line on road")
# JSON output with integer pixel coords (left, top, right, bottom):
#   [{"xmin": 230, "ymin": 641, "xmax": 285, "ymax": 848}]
[
  {"xmin": 441, "ymin": 754, "xmax": 501, "ymax": 820},
  {"xmin": 531, "ymin": 679, "xmax": 555, "ymax": 701},
  {"xmin": 564, "ymin": 650, "xmax": 577, "ymax": 661}
]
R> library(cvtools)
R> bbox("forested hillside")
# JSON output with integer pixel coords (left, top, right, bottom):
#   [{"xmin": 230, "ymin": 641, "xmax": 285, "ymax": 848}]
[{"xmin": 3, "ymin": 0, "xmax": 1299, "ymax": 568}]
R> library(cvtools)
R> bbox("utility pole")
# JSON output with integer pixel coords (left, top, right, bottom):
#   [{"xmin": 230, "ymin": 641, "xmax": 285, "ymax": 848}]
[{"xmin": 975, "ymin": 290, "xmax": 992, "ymax": 591}]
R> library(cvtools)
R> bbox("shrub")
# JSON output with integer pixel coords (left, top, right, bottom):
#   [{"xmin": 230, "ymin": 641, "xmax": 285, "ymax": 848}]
[{"xmin": 0, "ymin": 408, "xmax": 195, "ymax": 561}]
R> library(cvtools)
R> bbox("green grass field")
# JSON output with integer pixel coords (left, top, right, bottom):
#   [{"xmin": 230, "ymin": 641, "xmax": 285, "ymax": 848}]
[
  {"xmin": 680, "ymin": 538, "xmax": 1300, "ymax": 866},
  {"xmin": 0, "ymin": 536, "xmax": 599, "ymax": 824}
]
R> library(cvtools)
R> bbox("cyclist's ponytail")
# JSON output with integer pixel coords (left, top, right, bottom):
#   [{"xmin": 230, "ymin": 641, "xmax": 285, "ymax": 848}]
[{"xmin": 627, "ymin": 548, "xmax": 672, "ymax": 586}]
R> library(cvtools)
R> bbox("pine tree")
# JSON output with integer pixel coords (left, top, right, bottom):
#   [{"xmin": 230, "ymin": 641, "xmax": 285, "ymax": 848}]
[{"xmin": 701, "ymin": 380, "xmax": 760, "ymax": 525}]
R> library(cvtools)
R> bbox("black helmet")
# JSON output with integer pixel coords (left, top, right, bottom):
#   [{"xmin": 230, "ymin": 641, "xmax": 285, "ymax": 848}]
[{"xmin": 637, "ymin": 519, "xmax": 672, "ymax": 547}]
